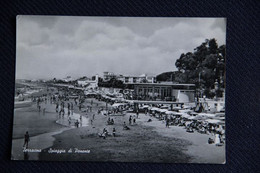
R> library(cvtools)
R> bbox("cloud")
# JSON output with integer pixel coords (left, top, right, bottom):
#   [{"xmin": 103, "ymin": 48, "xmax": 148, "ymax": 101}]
[{"xmin": 16, "ymin": 16, "xmax": 226, "ymax": 79}]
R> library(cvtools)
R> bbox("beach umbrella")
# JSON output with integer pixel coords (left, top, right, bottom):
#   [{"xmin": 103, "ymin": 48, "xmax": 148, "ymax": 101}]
[
  {"xmin": 165, "ymin": 111, "xmax": 175, "ymax": 115},
  {"xmin": 196, "ymin": 114, "xmax": 208, "ymax": 119},
  {"xmin": 112, "ymin": 103, "xmax": 125, "ymax": 107},
  {"xmin": 187, "ymin": 116, "xmax": 196, "ymax": 120},
  {"xmin": 205, "ymin": 119, "xmax": 221, "ymax": 124},
  {"xmin": 185, "ymin": 121, "xmax": 192, "ymax": 126},
  {"xmin": 197, "ymin": 113, "xmax": 216, "ymax": 118},
  {"xmin": 182, "ymin": 105, "xmax": 191, "ymax": 109},
  {"xmin": 160, "ymin": 106, "xmax": 169, "ymax": 109},
  {"xmin": 158, "ymin": 109, "xmax": 167, "ymax": 113},
  {"xmin": 215, "ymin": 113, "xmax": 225, "ymax": 117},
  {"xmin": 151, "ymin": 107, "xmax": 159, "ymax": 111},
  {"xmin": 193, "ymin": 115, "xmax": 208, "ymax": 120},
  {"xmin": 179, "ymin": 109, "xmax": 191, "ymax": 113},
  {"xmin": 173, "ymin": 107, "xmax": 182, "ymax": 110},
  {"xmin": 171, "ymin": 112, "xmax": 183, "ymax": 117},
  {"xmin": 217, "ymin": 117, "xmax": 225, "ymax": 120},
  {"xmin": 142, "ymin": 105, "xmax": 149, "ymax": 108},
  {"xmin": 189, "ymin": 111, "xmax": 198, "ymax": 116},
  {"xmin": 181, "ymin": 113, "xmax": 191, "ymax": 119}
]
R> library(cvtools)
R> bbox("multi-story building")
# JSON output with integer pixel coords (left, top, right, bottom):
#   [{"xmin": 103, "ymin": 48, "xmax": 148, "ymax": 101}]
[
  {"xmin": 103, "ymin": 72, "xmax": 117, "ymax": 81},
  {"xmin": 103, "ymin": 72, "xmax": 155, "ymax": 84}
]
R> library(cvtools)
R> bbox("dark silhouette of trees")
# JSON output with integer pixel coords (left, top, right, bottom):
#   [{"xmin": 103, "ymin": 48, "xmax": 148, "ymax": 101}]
[
  {"xmin": 175, "ymin": 38, "xmax": 226, "ymax": 98},
  {"xmin": 156, "ymin": 71, "xmax": 181, "ymax": 82},
  {"xmin": 98, "ymin": 78, "xmax": 125, "ymax": 89}
]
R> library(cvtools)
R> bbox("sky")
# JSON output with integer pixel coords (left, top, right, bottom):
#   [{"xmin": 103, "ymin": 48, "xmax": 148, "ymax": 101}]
[{"xmin": 16, "ymin": 16, "xmax": 226, "ymax": 80}]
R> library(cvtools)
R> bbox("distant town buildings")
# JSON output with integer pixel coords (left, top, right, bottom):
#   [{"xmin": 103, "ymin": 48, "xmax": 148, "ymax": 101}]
[
  {"xmin": 53, "ymin": 72, "xmax": 196, "ymax": 102},
  {"xmin": 77, "ymin": 74, "xmax": 99, "ymax": 89},
  {"xmin": 103, "ymin": 72, "xmax": 117, "ymax": 81},
  {"xmin": 62, "ymin": 76, "xmax": 74, "ymax": 82},
  {"xmin": 103, "ymin": 72, "xmax": 156, "ymax": 84}
]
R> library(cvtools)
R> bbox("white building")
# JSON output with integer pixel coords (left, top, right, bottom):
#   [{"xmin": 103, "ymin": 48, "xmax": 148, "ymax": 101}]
[
  {"xmin": 103, "ymin": 72, "xmax": 117, "ymax": 81},
  {"xmin": 77, "ymin": 75, "xmax": 99, "ymax": 89},
  {"xmin": 103, "ymin": 72, "xmax": 155, "ymax": 84}
]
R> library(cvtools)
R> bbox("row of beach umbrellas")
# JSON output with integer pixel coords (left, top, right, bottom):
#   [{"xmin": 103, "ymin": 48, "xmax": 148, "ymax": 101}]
[{"xmin": 148, "ymin": 106, "xmax": 225, "ymax": 125}]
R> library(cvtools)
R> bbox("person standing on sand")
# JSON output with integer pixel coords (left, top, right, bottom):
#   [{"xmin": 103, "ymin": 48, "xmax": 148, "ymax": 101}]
[
  {"xmin": 166, "ymin": 118, "xmax": 169, "ymax": 128},
  {"xmin": 62, "ymin": 107, "xmax": 65, "ymax": 117},
  {"xmin": 71, "ymin": 102, "xmax": 73, "ymax": 110},
  {"xmin": 68, "ymin": 117, "xmax": 71, "ymax": 125},
  {"xmin": 71, "ymin": 102, "xmax": 74, "ymax": 115},
  {"xmin": 56, "ymin": 103, "xmax": 59, "ymax": 113},
  {"xmin": 93, "ymin": 114, "xmax": 95, "ymax": 120},
  {"xmin": 43, "ymin": 106, "xmax": 46, "ymax": 115},
  {"xmin": 129, "ymin": 116, "xmax": 132, "ymax": 125},
  {"xmin": 23, "ymin": 131, "xmax": 30, "ymax": 148},
  {"xmin": 79, "ymin": 104, "xmax": 82, "ymax": 111},
  {"xmin": 75, "ymin": 120, "xmax": 79, "ymax": 128},
  {"xmin": 113, "ymin": 128, "xmax": 116, "ymax": 137}
]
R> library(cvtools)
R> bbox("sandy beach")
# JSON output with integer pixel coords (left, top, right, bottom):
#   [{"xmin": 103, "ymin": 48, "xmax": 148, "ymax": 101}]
[
  {"xmin": 11, "ymin": 92, "xmax": 225, "ymax": 163},
  {"xmin": 38, "ymin": 98, "xmax": 191, "ymax": 163},
  {"xmin": 37, "ymin": 98, "xmax": 224, "ymax": 163}
]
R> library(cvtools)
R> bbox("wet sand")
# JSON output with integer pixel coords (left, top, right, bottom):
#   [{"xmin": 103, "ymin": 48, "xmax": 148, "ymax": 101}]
[
  {"xmin": 12, "ymin": 103, "xmax": 64, "ymax": 139},
  {"xmin": 11, "ymin": 97, "xmax": 86, "ymax": 160},
  {"xmin": 11, "ymin": 128, "xmax": 70, "ymax": 160}
]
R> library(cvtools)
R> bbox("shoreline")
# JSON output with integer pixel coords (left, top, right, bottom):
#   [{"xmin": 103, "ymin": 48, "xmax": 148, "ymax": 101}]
[{"xmin": 11, "ymin": 96, "xmax": 83, "ymax": 160}]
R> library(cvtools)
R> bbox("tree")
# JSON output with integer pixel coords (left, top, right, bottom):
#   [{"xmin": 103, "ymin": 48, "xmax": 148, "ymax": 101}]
[
  {"xmin": 98, "ymin": 77, "xmax": 126, "ymax": 89},
  {"xmin": 175, "ymin": 38, "xmax": 226, "ymax": 97}
]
